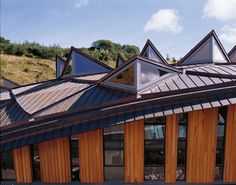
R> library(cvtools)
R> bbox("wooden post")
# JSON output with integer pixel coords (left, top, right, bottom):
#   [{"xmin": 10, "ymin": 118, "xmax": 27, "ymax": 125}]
[
  {"xmin": 186, "ymin": 108, "xmax": 218, "ymax": 183},
  {"xmin": 79, "ymin": 129, "xmax": 104, "ymax": 183},
  {"xmin": 165, "ymin": 114, "xmax": 178, "ymax": 183},
  {"xmin": 12, "ymin": 146, "xmax": 33, "ymax": 183},
  {"xmin": 124, "ymin": 120, "xmax": 144, "ymax": 183},
  {"xmin": 39, "ymin": 137, "xmax": 71, "ymax": 183}
]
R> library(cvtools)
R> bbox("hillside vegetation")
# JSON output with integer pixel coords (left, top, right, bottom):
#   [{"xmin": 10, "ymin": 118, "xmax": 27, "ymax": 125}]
[
  {"xmin": 0, "ymin": 37, "xmax": 140, "ymax": 84},
  {"xmin": 1, "ymin": 54, "xmax": 55, "ymax": 85}
]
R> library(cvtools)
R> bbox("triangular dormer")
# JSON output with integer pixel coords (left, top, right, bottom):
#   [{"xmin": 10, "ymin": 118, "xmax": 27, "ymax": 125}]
[
  {"xmin": 140, "ymin": 39, "xmax": 167, "ymax": 64},
  {"xmin": 228, "ymin": 45, "xmax": 236, "ymax": 63},
  {"xmin": 63, "ymin": 47, "xmax": 112, "ymax": 76},
  {"xmin": 55, "ymin": 55, "xmax": 66, "ymax": 78},
  {"xmin": 115, "ymin": 53, "xmax": 126, "ymax": 68},
  {"xmin": 102, "ymin": 56, "xmax": 180, "ymax": 93},
  {"xmin": 178, "ymin": 30, "xmax": 231, "ymax": 66}
]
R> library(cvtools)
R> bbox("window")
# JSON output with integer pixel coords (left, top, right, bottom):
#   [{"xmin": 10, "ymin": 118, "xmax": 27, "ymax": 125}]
[
  {"xmin": 32, "ymin": 144, "xmax": 40, "ymax": 180},
  {"xmin": 144, "ymin": 117, "xmax": 165, "ymax": 181},
  {"xmin": 0, "ymin": 151, "xmax": 15, "ymax": 180},
  {"xmin": 177, "ymin": 113, "xmax": 188, "ymax": 181},
  {"xmin": 71, "ymin": 136, "xmax": 80, "ymax": 181},
  {"xmin": 104, "ymin": 125, "xmax": 124, "ymax": 181},
  {"xmin": 64, "ymin": 60, "xmax": 72, "ymax": 75},
  {"xmin": 215, "ymin": 107, "xmax": 227, "ymax": 180},
  {"xmin": 109, "ymin": 65, "xmax": 134, "ymax": 86},
  {"xmin": 140, "ymin": 62, "xmax": 160, "ymax": 85}
]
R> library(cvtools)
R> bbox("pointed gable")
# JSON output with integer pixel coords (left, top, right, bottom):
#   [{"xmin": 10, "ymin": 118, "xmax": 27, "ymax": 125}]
[
  {"xmin": 102, "ymin": 56, "xmax": 180, "ymax": 93},
  {"xmin": 115, "ymin": 53, "xmax": 126, "ymax": 68},
  {"xmin": 140, "ymin": 39, "xmax": 167, "ymax": 64},
  {"xmin": 55, "ymin": 56, "xmax": 66, "ymax": 78},
  {"xmin": 228, "ymin": 45, "xmax": 236, "ymax": 63},
  {"xmin": 178, "ymin": 30, "xmax": 231, "ymax": 66},
  {"xmin": 62, "ymin": 47, "xmax": 112, "ymax": 76}
]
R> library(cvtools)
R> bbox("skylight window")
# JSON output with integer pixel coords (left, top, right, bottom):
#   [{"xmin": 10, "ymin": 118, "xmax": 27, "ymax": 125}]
[
  {"xmin": 109, "ymin": 64, "xmax": 134, "ymax": 86},
  {"xmin": 104, "ymin": 57, "xmax": 178, "ymax": 93},
  {"xmin": 140, "ymin": 62, "xmax": 160, "ymax": 85}
]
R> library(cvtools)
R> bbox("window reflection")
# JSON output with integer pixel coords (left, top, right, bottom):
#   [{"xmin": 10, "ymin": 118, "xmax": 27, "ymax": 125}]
[
  {"xmin": 215, "ymin": 107, "xmax": 227, "ymax": 181},
  {"xmin": 104, "ymin": 125, "xmax": 124, "ymax": 181},
  {"xmin": 71, "ymin": 136, "xmax": 79, "ymax": 181},
  {"xmin": 0, "ymin": 151, "xmax": 15, "ymax": 180},
  {"xmin": 144, "ymin": 117, "xmax": 165, "ymax": 181},
  {"xmin": 32, "ymin": 144, "xmax": 40, "ymax": 181}
]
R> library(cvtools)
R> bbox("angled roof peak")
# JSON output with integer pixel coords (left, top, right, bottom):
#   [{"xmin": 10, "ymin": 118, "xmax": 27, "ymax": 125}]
[
  {"xmin": 140, "ymin": 39, "xmax": 167, "ymax": 64},
  {"xmin": 177, "ymin": 30, "xmax": 231, "ymax": 66},
  {"xmin": 228, "ymin": 45, "xmax": 236, "ymax": 63},
  {"xmin": 115, "ymin": 53, "xmax": 126, "ymax": 68},
  {"xmin": 61, "ymin": 46, "xmax": 112, "ymax": 77}
]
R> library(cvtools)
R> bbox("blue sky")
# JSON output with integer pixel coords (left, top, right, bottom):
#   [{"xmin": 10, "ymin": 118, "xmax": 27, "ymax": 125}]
[{"xmin": 1, "ymin": 0, "xmax": 236, "ymax": 59}]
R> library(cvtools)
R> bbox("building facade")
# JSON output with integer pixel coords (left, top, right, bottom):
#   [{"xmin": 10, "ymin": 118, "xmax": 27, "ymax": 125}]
[{"xmin": 1, "ymin": 30, "xmax": 236, "ymax": 184}]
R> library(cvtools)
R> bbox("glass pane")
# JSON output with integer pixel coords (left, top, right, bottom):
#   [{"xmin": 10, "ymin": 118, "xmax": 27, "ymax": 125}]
[
  {"xmin": 140, "ymin": 62, "xmax": 160, "ymax": 85},
  {"xmin": 1, "ymin": 151, "xmax": 15, "ymax": 180},
  {"xmin": 144, "ymin": 148, "xmax": 165, "ymax": 165},
  {"xmin": 104, "ymin": 141, "xmax": 123, "ymax": 150},
  {"xmin": 71, "ymin": 136, "xmax": 79, "ymax": 181},
  {"xmin": 215, "ymin": 107, "xmax": 226, "ymax": 181},
  {"xmin": 104, "ymin": 125, "xmax": 124, "ymax": 181},
  {"xmin": 64, "ymin": 60, "xmax": 72, "ymax": 75},
  {"xmin": 145, "ymin": 125, "xmax": 165, "ymax": 139},
  {"xmin": 32, "ymin": 144, "xmax": 40, "ymax": 180},
  {"xmin": 177, "ymin": 113, "xmax": 187, "ymax": 181},
  {"xmin": 105, "ymin": 150, "xmax": 123, "ymax": 166},
  {"xmin": 144, "ymin": 167, "xmax": 164, "ymax": 181},
  {"xmin": 105, "ymin": 167, "xmax": 124, "ymax": 181},
  {"xmin": 178, "ymin": 125, "xmax": 186, "ymax": 138},
  {"xmin": 176, "ymin": 167, "xmax": 185, "ymax": 181},
  {"xmin": 109, "ymin": 65, "xmax": 134, "ymax": 86}
]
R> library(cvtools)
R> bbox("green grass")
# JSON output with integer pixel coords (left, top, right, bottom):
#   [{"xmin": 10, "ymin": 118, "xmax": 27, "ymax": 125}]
[{"xmin": 0, "ymin": 54, "xmax": 56, "ymax": 85}]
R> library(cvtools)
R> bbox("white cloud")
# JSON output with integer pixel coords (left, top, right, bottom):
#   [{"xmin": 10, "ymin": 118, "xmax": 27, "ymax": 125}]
[
  {"xmin": 74, "ymin": 0, "xmax": 89, "ymax": 8},
  {"xmin": 219, "ymin": 25, "xmax": 236, "ymax": 44},
  {"xmin": 203, "ymin": 0, "xmax": 236, "ymax": 21},
  {"xmin": 144, "ymin": 9, "xmax": 182, "ymax": 33}
]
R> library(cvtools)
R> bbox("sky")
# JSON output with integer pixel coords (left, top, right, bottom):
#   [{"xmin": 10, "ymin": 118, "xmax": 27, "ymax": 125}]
[{"xmin": 1, "ymin": 0, "xmax": 236, "ymax": 59}]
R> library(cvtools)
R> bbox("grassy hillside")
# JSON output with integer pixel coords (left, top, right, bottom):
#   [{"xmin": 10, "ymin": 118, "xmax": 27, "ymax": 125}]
[{"xmin": 1, "ymin": 54, "xmax": 56, "ymax": 85}]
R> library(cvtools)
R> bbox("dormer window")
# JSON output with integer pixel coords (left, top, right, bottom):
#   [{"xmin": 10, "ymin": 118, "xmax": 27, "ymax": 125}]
[
  {"xmin": 103, "ymin": 57, "xmax": 180, "ymax": 93},
  {"xmin": 177, "ymin": 30, "xmax": 231, "ymax": 66},
  {"xmin": 62, "ymin": 47, "xmax": 111, "ymax": 77}
]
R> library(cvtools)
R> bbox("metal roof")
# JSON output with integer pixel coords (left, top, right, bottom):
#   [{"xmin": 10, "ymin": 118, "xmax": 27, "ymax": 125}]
[{"xmin": 1, "ymin": 31, "xmax": 236, "ymax": 152}]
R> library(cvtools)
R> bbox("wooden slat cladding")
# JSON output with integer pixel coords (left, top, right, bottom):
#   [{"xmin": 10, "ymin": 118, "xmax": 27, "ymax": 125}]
[
  {"xmin": 124, "ymin": 120, "xmax": 144, "ymax": 183},
  {"xmin": 224, "ymin": 104, "xmax": 236, "ymax": 182},
  {"xmin": 39, "ymin": 137, "xmax": 71, "ymax": 183},
  {"xmin": 186, "ymin": 108, "xmax": 218, "ymax": 183},
  {"xmin": 12, "ymin": 146, "xmax": 33, "ymax": 183},
  {"xmin": 165, "ymin": 114, "xmax": 178, "ymax": 183},
  {"xmin": 79, "ymin": 129, "xmax": 104, "ymax": 183}
]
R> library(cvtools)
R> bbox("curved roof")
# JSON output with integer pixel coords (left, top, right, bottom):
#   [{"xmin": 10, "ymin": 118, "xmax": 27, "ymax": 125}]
[{"xmin": 1, "ymin": 30, "xmax": 236, "ymax": 152}]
